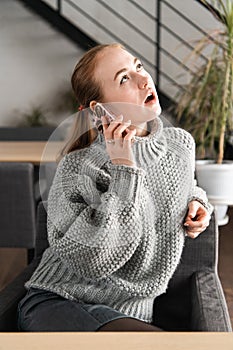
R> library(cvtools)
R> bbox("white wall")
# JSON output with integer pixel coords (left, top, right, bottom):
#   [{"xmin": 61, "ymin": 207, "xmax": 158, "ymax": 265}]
[{"xmin": 0, "ymin": 0, "xmax": 84, "ymax": 126}]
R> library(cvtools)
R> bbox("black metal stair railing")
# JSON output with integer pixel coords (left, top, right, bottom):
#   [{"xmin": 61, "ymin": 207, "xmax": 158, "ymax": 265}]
[
  {"xmin": 19, "ymin": 0, "xmax": 222, "ymax": 107},
  {"xmin": 156, "ymin": 0, "xmax": 223, "ymax": 94},
  {"xmin": 60, "ymin": 0, "xmax": 157, "ymax": 75},
  {"xmin": 51, "ymin": 0, "xmax": 211, "ymax": 91}
]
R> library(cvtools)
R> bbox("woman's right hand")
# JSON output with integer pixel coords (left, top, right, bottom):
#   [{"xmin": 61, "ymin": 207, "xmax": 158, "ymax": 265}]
[{"xmin": 101, "ymin": 115, "xmax": 137, "ymax": 167}]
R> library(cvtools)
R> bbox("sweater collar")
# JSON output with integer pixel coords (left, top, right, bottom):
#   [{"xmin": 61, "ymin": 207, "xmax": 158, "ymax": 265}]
[
  {"xmin": 97, "ymin": 117, "xmax": 167, "ymax": 168},
  {"xmin": 132, "ymin": 117, "xmax": 167, "ymax": 167},
  {"xmin": 133, "ymin": 116, "xmax": 163, "ymax": 143}
]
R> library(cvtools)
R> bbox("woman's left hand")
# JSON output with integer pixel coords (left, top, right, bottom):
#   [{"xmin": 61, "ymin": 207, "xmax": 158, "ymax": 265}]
[{"xmin": 184, "ymin": 200, "xmax": 211, "ymax": 239}]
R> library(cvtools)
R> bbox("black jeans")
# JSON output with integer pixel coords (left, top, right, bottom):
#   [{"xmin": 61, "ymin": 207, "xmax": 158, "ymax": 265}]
[{"xmin": 18, "ymin": 288, "xmax": 135, "ymax": 332}]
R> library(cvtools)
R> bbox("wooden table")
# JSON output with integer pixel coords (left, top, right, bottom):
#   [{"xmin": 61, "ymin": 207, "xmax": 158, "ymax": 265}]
[
  {"xmin": 0, "ymin": 141, "xmax": 65, "ymax": 164},
  {"xmin": 0, "ymin": 332, "xmax": 233, "ymax": 350}
]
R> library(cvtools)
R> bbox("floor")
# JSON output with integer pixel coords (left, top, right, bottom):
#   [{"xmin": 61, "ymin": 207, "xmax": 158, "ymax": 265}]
[
  {"xmin": 218, "ymin": 206, "xmax": 233, "ymax": 327},
  {"xmin": 0, "ymin": 208, "xmax": 233, "ymax": 329}
]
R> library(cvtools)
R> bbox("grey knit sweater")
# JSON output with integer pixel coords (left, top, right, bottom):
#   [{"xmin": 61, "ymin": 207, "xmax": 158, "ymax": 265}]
[{"xmin": 26, "ymin": 117, "xmax": 212, "ymax": 323}]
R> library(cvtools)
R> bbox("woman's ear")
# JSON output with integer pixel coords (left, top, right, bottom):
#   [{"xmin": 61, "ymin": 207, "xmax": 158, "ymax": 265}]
[{"xmin": 90, "ymin": 100, "xmax": 97, "ymax": 111}]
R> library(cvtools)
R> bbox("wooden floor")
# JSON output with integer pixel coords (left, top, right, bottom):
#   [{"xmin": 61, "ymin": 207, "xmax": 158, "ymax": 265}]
[{"xmin": 0, "ymin": 208, "xmax": 233, "ymax": 329}]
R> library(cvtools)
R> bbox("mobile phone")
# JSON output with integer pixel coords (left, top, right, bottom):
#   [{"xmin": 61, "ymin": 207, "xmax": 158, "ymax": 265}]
[{"xmin": 93, "ymin": 103, "xmax": 116, "ymax": 124}]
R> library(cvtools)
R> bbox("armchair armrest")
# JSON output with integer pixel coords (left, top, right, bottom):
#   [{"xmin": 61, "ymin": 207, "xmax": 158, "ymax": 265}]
[
  {"xmin": 191, "ymin": 270, "xmax": 232, "ymax": 332},
  {"xmin": 0, "ymin": 258, "xmax": 39, "ymax": 331}
]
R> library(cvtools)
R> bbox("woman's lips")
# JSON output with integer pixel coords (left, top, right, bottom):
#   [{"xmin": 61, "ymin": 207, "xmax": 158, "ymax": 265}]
[{"xmin": 144, "ymin": 94, "xmax": 156, "ymax": 106}]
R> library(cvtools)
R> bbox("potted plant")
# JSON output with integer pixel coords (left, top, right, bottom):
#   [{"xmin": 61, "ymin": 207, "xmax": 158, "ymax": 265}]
[
  {"xmin": 175, "ymin": 0, "xmax": 233, "ymax": 225},
  {"xmin": 0, "ymin": 106, "xmax": 57, "ymax": 141},
  {"xmin": 0, "ymin": 86, "xmax": 75, "ymax": 142}
]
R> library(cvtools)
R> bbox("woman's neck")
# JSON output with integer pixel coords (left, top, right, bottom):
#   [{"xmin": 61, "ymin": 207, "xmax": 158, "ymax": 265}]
[{"xmin": 129, "ymin": 122, "xmax": 150, "ymax": 137}]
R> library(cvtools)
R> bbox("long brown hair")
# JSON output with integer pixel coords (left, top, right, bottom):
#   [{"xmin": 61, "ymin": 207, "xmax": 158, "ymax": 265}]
[{"xmin": 61, "ymin": 43, "xmax": 123, "ymax": 157}]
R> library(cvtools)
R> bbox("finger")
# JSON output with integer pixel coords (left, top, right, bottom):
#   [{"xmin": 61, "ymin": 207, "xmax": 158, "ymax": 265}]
[
  {"xmin": 185, "ymin": 223, "xmax": 208, "ymax": 237},
  {"xmin": 186, "ymin": 232, "xmax": 201, "ymax": 239},
  {"xmin": 123, "ymin": 128, "xmax": 137, "ymax": 145},
  {"xmin": 194, "ymin": 218, "xmax": 210, "ymax": 229},
  {"xmin": 113, "ymin": 120, "xmax": 132, "ymax": 142},
  {"xmin": 184, "ymin": 219, "xmax": 202, "ymax": 228},
  {"xmin": 102, "ymin": 115, "xmax": 123, "ymax": 139},
  {"xmin": 184, "ymin": 221, "xmax": 206, "ymax": 233},
  {"xmin": 107, "ymin": 115, "xmax": 124, "ymax": 133},
  {"xmin": 184, "ymin": 220, "xmax": 207, "ymax": 233},
  {"xmin": 185, "ymin": 226, "xmax": 207, "ymax": 234},
  {"xmin": 186, "ymin": 201, "xmax": 198, "ymax": 220},
  {"xmin": 101, "ymin": 116, "xmax": 108, "ymax": 132},
  {"xmin": 184, "ymin": 213, "xmax": 210, "ymax": 228}
]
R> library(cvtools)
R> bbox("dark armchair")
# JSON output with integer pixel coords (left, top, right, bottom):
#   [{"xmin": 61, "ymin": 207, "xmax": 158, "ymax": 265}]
[
  {"xmin": 0, "ymin": 162, "xmax": 37, "ymax": 263},
  {"xmin": 0, "ymin": 202, "xmax": 232, "ymax": 332}
]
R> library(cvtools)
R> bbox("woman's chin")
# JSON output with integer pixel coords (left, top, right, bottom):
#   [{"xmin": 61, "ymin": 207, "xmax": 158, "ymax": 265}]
[{"xmin": 150, "ymin": 104, "xmax": 162, "ymax": 118}]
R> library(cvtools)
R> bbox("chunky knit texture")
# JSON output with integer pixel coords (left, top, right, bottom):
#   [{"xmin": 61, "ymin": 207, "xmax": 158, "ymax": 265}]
[{"xmin": 26, "ymin": 117, "xmax": 212, "ymax": 323}]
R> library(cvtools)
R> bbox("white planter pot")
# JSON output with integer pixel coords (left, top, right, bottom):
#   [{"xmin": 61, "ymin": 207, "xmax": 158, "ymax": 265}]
[
  {"xmin": 195, "ymin": 160, "xmax": 233, "ymax": 225},
  {"xmin": 214, "ymin": 205, "xmax": 229, "ymax": 225}
]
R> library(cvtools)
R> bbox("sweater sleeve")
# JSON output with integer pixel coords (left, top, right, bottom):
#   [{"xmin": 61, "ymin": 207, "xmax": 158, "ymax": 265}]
[
  {"xmin": 190, "ymin": 180, "xmax": 213, "ymax": 214},
  {"xmin": 164, "ymin": 127, "xmax": 213, "ymax": 215},
  {"xmin": 47, "ymin": 151, "xmax": 146, "ymax": 279},
  {"xmin": 185, "ymin": 133, "xmax": 213, "ymax": 215}
]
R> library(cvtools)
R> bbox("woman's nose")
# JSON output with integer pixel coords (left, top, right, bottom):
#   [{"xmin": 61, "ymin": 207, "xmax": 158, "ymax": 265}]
[{"xmin": 138, "ymin": 74, "xmax": 149, "ymax": 89}]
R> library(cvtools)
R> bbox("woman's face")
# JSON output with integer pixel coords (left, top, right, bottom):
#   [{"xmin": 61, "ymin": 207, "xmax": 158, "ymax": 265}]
[{"xmin": 92, "ymin": 46, "xmax": 161, "ymax": 117}]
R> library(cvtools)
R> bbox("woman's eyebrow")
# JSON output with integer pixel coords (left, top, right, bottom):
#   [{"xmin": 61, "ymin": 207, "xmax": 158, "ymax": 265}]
[{"xmin": 114, "ymin": 57, "xmax": 139, "ymax": 81}]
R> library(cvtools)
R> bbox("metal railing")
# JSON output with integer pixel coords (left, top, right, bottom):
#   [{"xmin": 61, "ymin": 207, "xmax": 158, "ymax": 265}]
[
  {"xmin": 20, "ymin": 0, "xmax": 222, "ymax": 107},
  {"xmin": 156, "ymin": 0, "xmax": 222, "ymax": 93}
]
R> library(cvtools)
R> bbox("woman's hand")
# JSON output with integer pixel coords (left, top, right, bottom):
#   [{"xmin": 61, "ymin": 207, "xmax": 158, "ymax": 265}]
[
  {"xmin": 184, "ymin": 200, "xmax": 211, "ymax": 239},
  {"xmin": 102, "ymin": 115, "xmax": 137, "ymax": 167}
]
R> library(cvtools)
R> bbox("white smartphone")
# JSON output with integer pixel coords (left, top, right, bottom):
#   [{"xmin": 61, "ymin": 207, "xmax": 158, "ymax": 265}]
[{"xmin": 93, "ymin": 103, "xmax": 116, "ymax": 125}]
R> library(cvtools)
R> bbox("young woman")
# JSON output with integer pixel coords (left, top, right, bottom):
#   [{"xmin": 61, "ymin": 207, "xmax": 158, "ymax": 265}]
[{"xmin": 18, "ymin": 43, "xmax": 212, "ymax": 332}]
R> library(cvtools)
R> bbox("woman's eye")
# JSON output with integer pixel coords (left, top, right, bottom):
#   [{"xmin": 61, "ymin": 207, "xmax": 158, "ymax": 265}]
[
  {"xmin": 120, "ymin": 75, "xmax": 129, "ymax": 85},
  {"xmin": 136, "ymin": 62, "xmax": 143, "ymax": 71}
]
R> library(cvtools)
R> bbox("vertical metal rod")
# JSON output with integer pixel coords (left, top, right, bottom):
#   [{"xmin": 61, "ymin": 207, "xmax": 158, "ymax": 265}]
[
  {"xmin": 156, "ymin": 0, "xmax": 161, "ymax": 89},
  {"xmin": 57, "ymin": 0, "xmax": 61, "ymax": 14}
]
